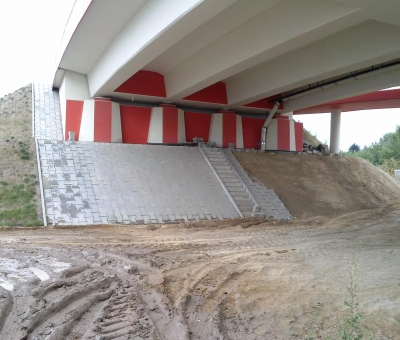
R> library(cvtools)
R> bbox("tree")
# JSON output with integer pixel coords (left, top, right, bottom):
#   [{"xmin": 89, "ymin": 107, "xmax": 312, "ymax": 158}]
[{"xmin": 348, "ymin": 143, "xmax": 360, "ymax": 153}]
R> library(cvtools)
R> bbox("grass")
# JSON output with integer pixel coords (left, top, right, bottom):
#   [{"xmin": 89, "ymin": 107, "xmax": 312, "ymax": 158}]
[
  {"xmin": 332, "ymin": 263, "xmax": 364, "ymax": 340},
  {"xmin": 0, "ymin": 85, "xmax": 42, "ymax": 227},
  {"xmin": 303, "ymin": 128, "xmax": 324, "ymax": 147},
  {"xmin": 0, "ymin": 174, "xmax": 41, "ymax": 227}
]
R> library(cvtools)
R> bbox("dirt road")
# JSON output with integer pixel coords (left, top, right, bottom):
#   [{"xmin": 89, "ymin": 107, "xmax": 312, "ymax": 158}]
[{"xmin": 0, "ymin": 213, "xmax": 399, "ymax": 339}]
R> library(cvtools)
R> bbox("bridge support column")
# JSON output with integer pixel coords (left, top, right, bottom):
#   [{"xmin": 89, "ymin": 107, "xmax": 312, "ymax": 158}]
[{"xmin": 330, "ymin": 108, "xmax": 341, "ymax": 154}]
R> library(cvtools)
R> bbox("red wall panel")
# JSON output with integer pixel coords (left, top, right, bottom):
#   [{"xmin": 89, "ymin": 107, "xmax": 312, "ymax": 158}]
[
  {"xmin": 295, "ymin": 122, "xmax": 303, "ymax": 152},
  {"xmin": 222, "ymin": 113, "xmax": 236, "ymax": 148},
  {"xmin": 115, "ymin": 70, "xmax": 166, "ymax": 97},
  {"xmin": 184, "ymin": 111, "xmax": 212, "ymax": 142},
  {"xmin": 94, "ymin": 100, "xmax": 112, "ymax": 142},
  {"xmin": 163, "ymin": 107, "xmax": 178, "ymax": 143},
  {"xmin": 277, "ymin": 119, "xmax": 290, "ymax": 151},
  {"xmin": 183, "ymin": 82, "xmax": 228, "ymax": 104},
  {"xmin": 65, "ymin": 100, "xmax": 83, "ymax": 141},
  {"xmin": 120, "ymin": 105, "xmax": 152, "ymax": 144},
  {"xmin": 244, "ymin": 97, "xmax": 284, "ymax": 110},
  {"xmin": 242, "ymin": 117, "xmax": 264, "ymax": 149}
]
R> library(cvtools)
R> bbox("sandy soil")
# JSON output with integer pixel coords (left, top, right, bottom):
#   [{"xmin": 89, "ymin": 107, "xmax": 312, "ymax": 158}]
[
  {"xmin": 234, "ymin": 153, "xmax": 400, "ymax": 218},
  {"xmin": 0, "ymin": 211, "xmax": 399, "ymax": 340}
]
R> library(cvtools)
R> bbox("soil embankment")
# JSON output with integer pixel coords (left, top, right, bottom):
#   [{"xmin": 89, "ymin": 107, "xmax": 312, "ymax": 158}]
[
  {"xmin": 0, "ymin": 85, "xmax": 42, "ymax": 226},
  {"xmin": 234, "ymin": 152, "xmax": 400, "ymax": 218}
]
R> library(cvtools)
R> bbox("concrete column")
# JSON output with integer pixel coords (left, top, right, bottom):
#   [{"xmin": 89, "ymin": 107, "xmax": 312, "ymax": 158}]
[{"xmin": 330, "ymin": 108, "xmax": 341, "ymax": 154}]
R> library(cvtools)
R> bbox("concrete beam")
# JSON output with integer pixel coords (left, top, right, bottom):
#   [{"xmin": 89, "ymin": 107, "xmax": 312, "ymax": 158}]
[
  {"xmin": 88, "ymin": 0, "xmax": 237, "ymax": 97},
  {"xmin": 165, "ymin": 0, "xmax": 358, "ymax": 101},
  {"xmin": 226, "ymin": 21, "xmax": 400, "ymax": 106},
  {"xmin": 283, "ymin": 65, "xmax": 400, "ymax": 113}
]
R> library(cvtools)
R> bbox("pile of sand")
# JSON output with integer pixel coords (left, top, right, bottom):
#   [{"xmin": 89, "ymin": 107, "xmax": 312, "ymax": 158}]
[{"xmin": 234, "ymin": 152, "xmax": 400, "ymax": 218}]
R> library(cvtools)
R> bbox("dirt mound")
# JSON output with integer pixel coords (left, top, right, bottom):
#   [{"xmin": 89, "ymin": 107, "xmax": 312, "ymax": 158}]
[{"xmin": 234, "ymin": 152, "xmax": 400, "ymax": 218}]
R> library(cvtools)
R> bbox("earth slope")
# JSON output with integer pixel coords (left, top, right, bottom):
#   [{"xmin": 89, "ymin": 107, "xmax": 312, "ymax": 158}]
[{"xmin": 234, "ymin": 152, "xmax": 400, "ymax": 218}]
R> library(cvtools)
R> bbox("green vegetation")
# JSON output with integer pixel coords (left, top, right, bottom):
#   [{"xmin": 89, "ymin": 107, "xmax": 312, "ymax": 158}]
[
  {"xmin": 333, "ymin": 264, "xmax": 364, "ymax": 340},
  {"xmin": 0, "ymin": 181, "xmax": 41, "ymax": 227},
  {"xmin": 343, "ymin": 126, "xmax": 400, "ymax": 176},
  {"xmin": 0, "ymin": 85, "xmax": 42, "ymax": 227},
  {"xmin": 296, "ymin": 263, "xmax": 393, "ymax": 340},
  {"xmin": 348, "ymin": 143, "xmax": 361, "ymax": 153},
  {"xmin": 303, "ymin": 128, "xmax": 323, "ymax": 147}
]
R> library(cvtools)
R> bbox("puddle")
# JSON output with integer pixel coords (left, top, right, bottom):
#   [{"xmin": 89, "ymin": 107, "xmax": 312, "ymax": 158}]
[
  {"xmin": 0, "ymin": 258, "xmax": 20, "ymax": 270},
  {"xmin": 38, "ymin": 258, "xmax": 71, "ymax": 273},
  {"xmin": 28, "ymin": 267, "xmax": 50, "ymax": 281},
  {"xmin": 49, "ymin": 261, "xmax": 71, "ymax": 273},
  {"xmin": 0, "ymin": 279, "xmax": 14, "ymax": 291},
  {"xmin": 3, "ymin": 238, "xmax": 16, "ymax": 243},
  {"xmin": 0, "ymin": 258, "xmax": 34, "ymax": 283}
]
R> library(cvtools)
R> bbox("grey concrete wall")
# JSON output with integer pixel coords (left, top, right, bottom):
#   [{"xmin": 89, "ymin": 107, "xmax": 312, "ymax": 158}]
[
  {"xmin": 33, "ymin": 84, "xmax": 63, "ymax": 140},
  {"xmin": 39, "ymin": 141, "xmax": 238, "ymax": 225}
]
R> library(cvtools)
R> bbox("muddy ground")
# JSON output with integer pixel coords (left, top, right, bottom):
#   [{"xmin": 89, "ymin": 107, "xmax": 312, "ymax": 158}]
[{"xmin": 0, "ymin": 211, "xmax": 399, "ymax": 339}]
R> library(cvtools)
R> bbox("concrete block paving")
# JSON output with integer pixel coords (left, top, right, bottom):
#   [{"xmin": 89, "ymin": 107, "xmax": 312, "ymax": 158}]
[{"xmin": 39, "ymin": 140, "xmax": 238, "ymax": 225}]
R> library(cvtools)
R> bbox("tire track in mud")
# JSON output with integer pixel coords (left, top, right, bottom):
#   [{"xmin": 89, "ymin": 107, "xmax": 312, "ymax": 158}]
[
  {"xmin": 23, "ymin": 273, "xmax": 115, "ymax": 339},
  {"xmin": 0, "ymin": 214, "xmax": 399, "ymax": 339},
  {"xmin": 0, "ymin": 288, "xmax": 12, "ymax": 333}
]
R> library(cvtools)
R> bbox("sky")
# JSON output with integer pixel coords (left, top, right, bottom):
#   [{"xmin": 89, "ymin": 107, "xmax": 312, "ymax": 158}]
[
  {"xmin": 0, "ymin": 0, "xmax": 74, "ymax": 96},
  {"xmin": 296, "ymin": 108, "xmax": 400, "ymax": 151},
  {"xmin": 0, "ymin": 1, "xmax": 399, "ymax": 152}
]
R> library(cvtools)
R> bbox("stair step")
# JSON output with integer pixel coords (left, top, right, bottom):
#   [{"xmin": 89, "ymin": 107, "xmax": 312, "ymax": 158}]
[
  {"xmin": 216, "ymin": 169, "xmax": 234, "ymax": 174},
  {"xmin": 210, "ymin": 161, "xmax": 229, "ymax": 166},
  {"xmin": 218, "ymin": 171, "xmax": 235, "ymax": 176},
  {"xmin": 201, "ymin": 146, "xmax": 268, "ymax": 218},
  {"xmin": 205, "ymin": 153, "xmax": 222, "ymax": 157},
  {"xmin": 224, "ymin": 179, "xmax": 243, "ymax": 190},
  {"xmin": 237, "ymin": 202, "xmax": 254, "ymax": 210},
  {"xmin": 214, "ymin": 165, "xmax": 231, "ymax": 170},
  {"xmin": 231, "ymin": 191, "xmax": 250, "ymax": 198},
  {"xmin": 226, "ymin": 186, "xmax": 245, "ymax": 192},
  {"xmin": 220, "ymin": 178, "xmax": 239, "ymax": 183},
  {"xmin": 233, "ymin": 198, "xmax": 252, "ymax": 205},
  {"xmin": 220, "ymin": 177, "xmax": 238, "ymax": 182},
  {"xmin": 203, "ymin": 148, "xmax": 221, "ymax": 153}
]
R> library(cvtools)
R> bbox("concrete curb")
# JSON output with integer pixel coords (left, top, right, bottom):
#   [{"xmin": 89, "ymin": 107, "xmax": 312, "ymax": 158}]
[
  {"xmin": 34, "ymin": 138, "xmax": 47, "ymax": 227},
  {"xmin": 31, "ymin": 83, "xmax": 35, "ymax": 138}
]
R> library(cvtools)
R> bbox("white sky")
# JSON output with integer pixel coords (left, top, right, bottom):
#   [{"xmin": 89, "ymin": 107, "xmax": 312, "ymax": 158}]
[
  {"xmin": 296, "ymin": 108, "xmax": 400, "ymax": 151},
  {"xmin": 0, "ymin": 0, "xmax": 74, "ymax": 96},
  {"xmin": 0, "ymin": 1, "xmax": 399, "ymax": 152}
]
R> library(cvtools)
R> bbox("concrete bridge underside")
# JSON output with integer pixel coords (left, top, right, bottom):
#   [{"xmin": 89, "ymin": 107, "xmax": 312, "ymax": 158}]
[{"xmin": 51, "ymin": 0, "xmax": 400, "ymax": 156}]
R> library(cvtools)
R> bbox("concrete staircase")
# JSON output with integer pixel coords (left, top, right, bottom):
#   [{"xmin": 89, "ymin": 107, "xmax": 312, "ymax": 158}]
[{"xmin": 200, "ymin": 146, "xmax": 263, "ymax": 217}]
